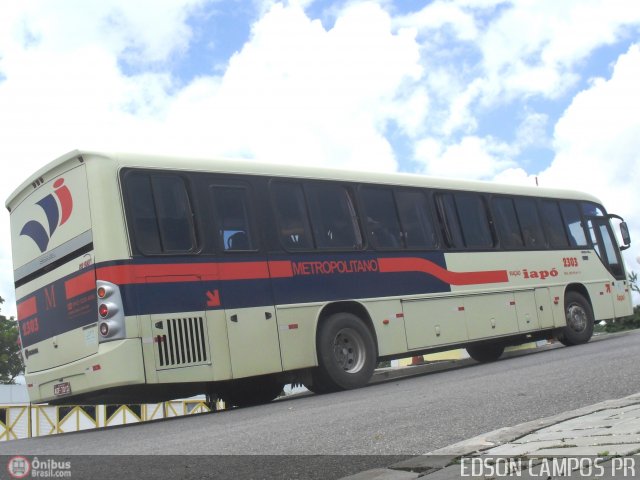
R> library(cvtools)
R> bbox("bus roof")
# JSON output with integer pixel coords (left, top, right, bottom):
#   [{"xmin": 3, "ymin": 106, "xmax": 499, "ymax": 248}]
[{"xmin": 6, "ymin": 149, "xmax": 603, "ymax": 210}]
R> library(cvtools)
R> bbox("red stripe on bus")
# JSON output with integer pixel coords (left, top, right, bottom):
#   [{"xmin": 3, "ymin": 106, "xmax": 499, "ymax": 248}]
[
  {"xmin": 65, "ymin": 270, "xmax": 95, "ymax": 299},
  {"xmin": 218, "ymin": 262, "xmax": 270, "ymax": 281},
  {"xmin": 377, "ymin": 257, "xmax": 508, "ymax": 286},
  {"xmin": 17, "ymin": 296, "xmax": 37, "ymax": 321},
  {"xmin": 96, "ymin": 261, "xmax": 276, "ymax": 285},
  {"xmin": 268, "ymin": 261, "xmax": 294, "ymax": 278}
]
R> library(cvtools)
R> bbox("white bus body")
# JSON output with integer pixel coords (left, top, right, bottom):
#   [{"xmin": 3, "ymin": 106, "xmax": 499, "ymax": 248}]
[{"xmin": 6, "ymin": 150, "xmax": 633, "ymax": 406}]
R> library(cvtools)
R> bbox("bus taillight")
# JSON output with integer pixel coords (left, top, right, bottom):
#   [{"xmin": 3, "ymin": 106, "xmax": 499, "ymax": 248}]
[
  {"xmin": 99, "ymin": 322, "xmax": 109, "ymax": 336},
  {"xmin": 96, "ymin": 280, "xmax": 126, "ymax": 343}
]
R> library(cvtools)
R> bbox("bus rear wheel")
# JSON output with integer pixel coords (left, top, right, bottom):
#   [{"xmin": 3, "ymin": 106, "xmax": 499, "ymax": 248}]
[
  {"xmin": 217, "ymin": 375, "xmax": 285, "ymax": 408},
  {"xmin": 558, "ymin": 291, "xmax": 594, "ymax": 346},
  {"xmin": 466, "ymin": 343, "xmax": 505, "ymax": 363},
  {"xmin": 309, "ymin": 312, "xmax": 376, "ymax": 393}
]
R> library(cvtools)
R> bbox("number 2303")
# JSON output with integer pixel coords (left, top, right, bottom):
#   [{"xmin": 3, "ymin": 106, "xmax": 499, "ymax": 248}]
[
  {"xmin": 563, "ymin": 257, "xmax": 579, "ymax": 267},
  {"xmin": 21, "ymin": 318, "xmax": 39, "ymax": 336}
]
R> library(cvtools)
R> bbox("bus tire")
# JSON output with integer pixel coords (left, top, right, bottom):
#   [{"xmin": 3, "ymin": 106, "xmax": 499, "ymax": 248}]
[
  {"xmin": 217, "ymin": 375, "xmax": 285, "ymax": 408},
  {"xmin": 466, "ymin": 343, "xmax": 505, "ymax": 363},
  {"xmin": 311, "ymin": 312, "xmax": 376, "ymax": 393},
  {"xmin": 558, "ymin": 291, "xmax": 594, "ymax": 346}
]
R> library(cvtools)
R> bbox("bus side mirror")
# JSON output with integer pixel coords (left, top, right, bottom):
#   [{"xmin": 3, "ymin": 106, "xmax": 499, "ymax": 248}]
[{"xmin": 620, "ymin": 222, "xmax": 631, "ymax": 250}]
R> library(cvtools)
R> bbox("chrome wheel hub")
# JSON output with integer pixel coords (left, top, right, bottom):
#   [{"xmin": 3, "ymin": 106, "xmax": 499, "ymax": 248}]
[
  {"xmin": 333, "ymin": 328, "xmax": 366, "ymax": 373},
  {"xmin": 566, "ymin": 303, "xmax": 587, "ymax": 332}
]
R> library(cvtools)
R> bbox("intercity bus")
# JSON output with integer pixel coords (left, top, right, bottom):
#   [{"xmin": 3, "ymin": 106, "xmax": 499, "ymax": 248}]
[{"xmin": 6, "ymin": 150, "xmax": 633, "ymax": 407}]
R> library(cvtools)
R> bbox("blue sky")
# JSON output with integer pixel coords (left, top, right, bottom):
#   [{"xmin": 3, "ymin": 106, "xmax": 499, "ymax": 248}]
[{"xmin": 1, "ymin": 0, "xmax": 640, "ymax": 312}]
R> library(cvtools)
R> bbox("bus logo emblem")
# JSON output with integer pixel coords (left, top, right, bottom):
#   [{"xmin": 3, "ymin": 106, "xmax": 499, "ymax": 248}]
[{"xmin": 20, "ymin": 177, "xmax": 73, "ymax": 253}]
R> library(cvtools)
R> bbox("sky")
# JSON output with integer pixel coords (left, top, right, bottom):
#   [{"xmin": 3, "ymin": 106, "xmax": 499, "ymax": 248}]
[{"xmin": 1, "ymin": 0, "xmax": 640, "ymax": 315}]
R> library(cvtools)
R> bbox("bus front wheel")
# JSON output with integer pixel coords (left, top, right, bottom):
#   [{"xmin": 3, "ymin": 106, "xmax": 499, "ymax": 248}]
[
  {"xmin": 466, "ymin": 343, "xmax": 505, "ymax": 363},
  {"xmin": 558, "ymin": 292, "xmax": 594, "ymax": 346},
  {"xmin": 310, "ymin": 312, "xmax": 376, "ymax": 393}
]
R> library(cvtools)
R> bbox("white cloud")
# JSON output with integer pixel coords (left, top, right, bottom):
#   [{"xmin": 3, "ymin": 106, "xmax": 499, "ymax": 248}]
[
  {"xmin": 414, "ymin": 135, "xmax": 515, "ymax": 180},
  {"xmin": 399, "ymin": 0, "xmax": 640, "ymax": 136},
  {"xmin": 515, "ymin": 111, "xmax": 549, "ymax": 150},
  {"xmin": 151, "ymin": 1, "xmax": 422, "ymax": 169},
  {"xmin": 539, "ymin": 44, "xmax": 640, "ymax": 265},
  {"xmin": 394, "ymin": 0, "xmax": 480, "ymax": 41},
  {"xmin": 0, "ymin": 0, "xmax": 424, "ymax": 312},
  {"xmin": 479, "ymin": 0, "xmax": 640, "ymax": 99}
]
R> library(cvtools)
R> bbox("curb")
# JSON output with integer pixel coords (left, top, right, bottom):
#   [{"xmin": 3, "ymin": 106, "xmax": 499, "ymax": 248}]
[{"xmin": 343, "ymin": 392, "xmax": 640, "ymax": 480}]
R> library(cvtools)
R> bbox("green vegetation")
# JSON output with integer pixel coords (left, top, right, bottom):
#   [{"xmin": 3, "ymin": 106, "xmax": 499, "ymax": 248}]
[{"xmin": 0, "ymin": 295, "xmax": 24, "ymax": 384}]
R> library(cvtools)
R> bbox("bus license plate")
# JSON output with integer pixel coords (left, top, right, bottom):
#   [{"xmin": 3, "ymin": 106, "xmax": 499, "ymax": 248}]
[{"xmin": 54, "ymin": 382, "xmax": 71, "ymax": 396}]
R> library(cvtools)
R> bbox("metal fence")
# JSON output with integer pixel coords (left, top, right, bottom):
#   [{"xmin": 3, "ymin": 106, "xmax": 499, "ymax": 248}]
[{"xmin": 0, "ymin": 399, "xmax": 225, "ymax": 441}]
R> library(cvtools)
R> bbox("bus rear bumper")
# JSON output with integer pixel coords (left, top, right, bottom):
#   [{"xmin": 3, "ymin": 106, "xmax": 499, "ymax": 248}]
[{"xmin": 25, "ymin": 339, "xmax": 145, "ymax": 404}]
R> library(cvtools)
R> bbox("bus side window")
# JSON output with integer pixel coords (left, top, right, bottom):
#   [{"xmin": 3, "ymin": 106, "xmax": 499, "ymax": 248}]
[
  {"xmin": 435, "ymin": 193, "xmax": 465, "ymax": 249},
  {"xmin": 305, "ymin": 183, "xmax": 363, "ymax": 250},
  {"xmin": 539, "ymin": 200, "xmax": 569, "ymax": 248},
  {"xmin": 492, "ymin": 197, "xmax": 524, "ymax": 248},
  {"xmin": 126, "ymin": 173, "xmax": 162, "ymax": 254},
  {"xmin": 152, "ymin": 175, "xmax": 198, "ymax": 253},
  {"xmin": 124, "ymin": 172, "xmax": 197, "ymax": 255},
  {"xmin": 560, "ymin": 201, "xmax": 588, "ymax": 247},
  {"xmin": 271, "ymin": 182, "xmax": 313, "ymax": 250},
  {"xmin": 454, "ymin": 193, "xmax": 494, "ymax": 249},
  {"xmin": 514, "ymin": 198, "xmax": 546, "ymax": 248},
  {"xmin": 359, "ymin": 186, "xmax": 403, "ymax": 249},
  {"xmin": 395, "ymin": 190, "xmax": 438, "ymax": 249},
  {"xmin": 210, "ymin": 186, "xmax": 256, "ymax": 252}
]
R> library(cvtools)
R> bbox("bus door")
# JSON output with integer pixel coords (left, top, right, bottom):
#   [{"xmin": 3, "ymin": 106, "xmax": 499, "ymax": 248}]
[
  {"xmin": 209, "ymin": 183, "xmax": 283, "ymax": 379},
  {"xmin": 586, "ymin": 216, "xmax": 628, "ymax": 318}
]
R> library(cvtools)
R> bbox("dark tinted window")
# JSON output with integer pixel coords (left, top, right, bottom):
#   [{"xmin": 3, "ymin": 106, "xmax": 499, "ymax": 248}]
[
  {"xmin": 125, "ymin": 172, "xmax": 196, "ymax": 254},
  {"xmin": 514, "ymin": 198, "xmax": 546, "ymax": 248},
  {"xmin": 582, "ymin": 202, "xmax": 605, "ymax": 217},
  {"xmin": 540, "ymin": 200, "xmax": 569, "ymax": 248},
  {"xmin": 360, "ymin": 187, "xmax": 402, "ymax": 249},
  {"xmin": 126, "ymin": 174, "xmax": 161, "ymax": 254},
  {"xmin": 456, "ymin": 193, "xmax": 494, "ymax": 248},
  {"xmin": 560, "ymin": 202, "xmax": 588, "ymax": 247},
  {"xmin": 271, "ymin": 182, "xmax": 313, "ymax": 250},
  {"xmin": 492, "ymin": 197, "xmax": 524, "ymax": 248},
  {"xmin": 210, "ymin": 186, "xmax": 255, "ymax": 252},
  {"xmin": 435, "ymin": 193, "xmax": 464, "ymax": 248},
  {"xmin": 395, "ymin": 191, "xmax": 438, "ymax": 249},
  {"xmin": 306, "ymin": 183, "xmax": 362, "ymax": 250}
]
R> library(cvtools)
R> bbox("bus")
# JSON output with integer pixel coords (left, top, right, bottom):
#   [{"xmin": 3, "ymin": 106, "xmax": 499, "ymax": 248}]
[{"xmin": 6, "ymin": 150, "xmax": 633, "ymax": 407}]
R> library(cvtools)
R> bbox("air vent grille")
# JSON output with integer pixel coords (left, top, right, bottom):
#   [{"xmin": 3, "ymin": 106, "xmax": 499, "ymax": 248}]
[{"xmin": 155, "ymin": 316, "xmax": 209, "ymax": 369}]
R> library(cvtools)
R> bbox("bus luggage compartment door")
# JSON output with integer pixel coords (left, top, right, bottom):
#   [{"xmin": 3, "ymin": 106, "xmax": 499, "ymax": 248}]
[
  {"xmin": 402, "ymin": 297, "xmax": 469, "ymax": 350},
  {"xmin": 225, "ymin": 306, "xmax": 282, "ymax": 378}
]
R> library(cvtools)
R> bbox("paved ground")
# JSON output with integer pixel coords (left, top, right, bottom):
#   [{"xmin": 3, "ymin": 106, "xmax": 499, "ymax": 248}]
[
  {"xmin": 3, "ymin": 331, "xmax": 640, "ymax": 479},
  {"xmin": 344, "ymin": 389, "xmax": 640, "ymax": 479}
]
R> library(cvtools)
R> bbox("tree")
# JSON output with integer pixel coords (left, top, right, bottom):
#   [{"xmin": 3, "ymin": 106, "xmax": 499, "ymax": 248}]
[
  {"xmin": 629, "ymin": 271, "xmax": 640, "ymax": 295},
  {"xmin": 0, "ymin": 295, "xmax": 24, "ymax": 384}
]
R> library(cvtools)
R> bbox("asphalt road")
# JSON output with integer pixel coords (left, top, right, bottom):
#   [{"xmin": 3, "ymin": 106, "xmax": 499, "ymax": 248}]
[{"xmin": 2, "ymin": 330, "xmax": 640, "ymax": 479}]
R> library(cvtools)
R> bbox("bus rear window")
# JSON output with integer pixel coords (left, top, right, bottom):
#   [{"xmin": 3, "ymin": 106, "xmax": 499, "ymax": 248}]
[{"xmin": 124, "ymin": 172, "xmax": 197, "ymax": 255}]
